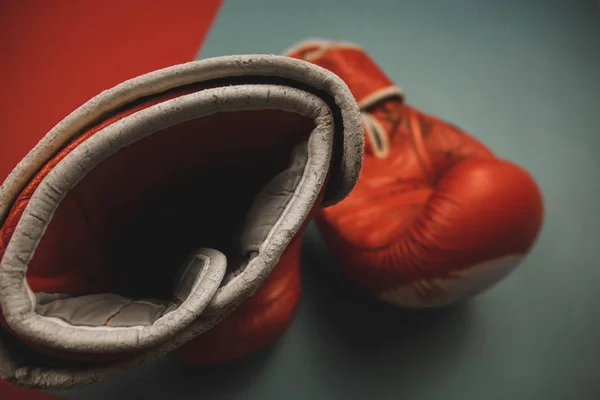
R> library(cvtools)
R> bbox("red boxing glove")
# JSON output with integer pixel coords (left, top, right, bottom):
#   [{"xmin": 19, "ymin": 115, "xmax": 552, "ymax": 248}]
[
  {"xmin": 286, "ymin": 40, "xmax": 544, "ymax": 308},
  {"xmin": 0, "ymin": 55, "xmax": 363, "ymax": 388}
]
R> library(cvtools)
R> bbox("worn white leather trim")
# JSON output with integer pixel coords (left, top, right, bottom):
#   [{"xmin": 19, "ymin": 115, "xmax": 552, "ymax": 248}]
[{"xmin": 0, "ymin": 55, "xmax": 363, "ymax": 223}]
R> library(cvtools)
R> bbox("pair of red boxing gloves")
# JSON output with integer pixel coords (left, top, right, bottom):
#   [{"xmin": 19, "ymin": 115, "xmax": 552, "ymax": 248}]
[{"xmin": 0, "ymin": 40, "xmax": 543, "ymax": 395}]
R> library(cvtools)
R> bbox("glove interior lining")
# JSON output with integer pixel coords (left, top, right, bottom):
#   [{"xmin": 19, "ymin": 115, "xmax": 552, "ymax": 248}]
[{"xmin": 0, "ymin": 81, "xmax": 331, "ymax": 357}]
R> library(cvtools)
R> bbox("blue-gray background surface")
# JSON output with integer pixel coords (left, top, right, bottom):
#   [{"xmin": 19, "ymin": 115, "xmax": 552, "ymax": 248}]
[{"xmin": 59, "ymin": 0, "xmax": 599, "ymax": 399}]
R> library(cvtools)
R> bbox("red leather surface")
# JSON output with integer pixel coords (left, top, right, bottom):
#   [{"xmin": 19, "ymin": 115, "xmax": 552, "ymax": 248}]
[{"xmin": 318, "ymin": 100, "xmax": 543, "ymax": 296}]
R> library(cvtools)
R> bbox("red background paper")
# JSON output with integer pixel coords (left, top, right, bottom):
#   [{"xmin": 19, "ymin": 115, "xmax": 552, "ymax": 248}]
[{"xmin": 0, "ymin": 0, "xmax": 222, "ymax": 181}]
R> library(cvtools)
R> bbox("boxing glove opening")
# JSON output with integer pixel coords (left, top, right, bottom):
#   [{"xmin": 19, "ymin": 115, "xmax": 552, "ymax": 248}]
[
  {"xmin": 27, "ymin": 111, "xmax": 311, "ymax": 329},
  {"xmin": 0, "ymin": 80, "xmax": 333, "ymax": 357}
]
